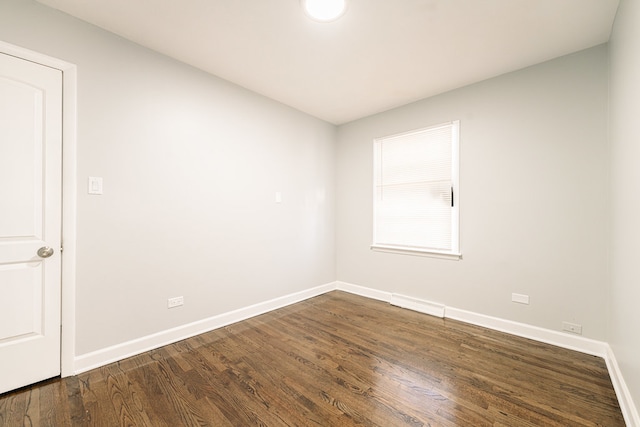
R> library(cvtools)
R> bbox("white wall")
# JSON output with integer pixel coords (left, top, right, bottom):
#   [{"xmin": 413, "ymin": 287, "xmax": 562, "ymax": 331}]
[
  {"xmin": 336, "ymin": 46, "xmax": 610, "ymax": 340},
  {"xmin": 0, "ymin": 0, "xmax": 336, "ymax": 355},
  {"xmin": 610, "ymin": 0, "xmax": 640, "ymax": 411}
]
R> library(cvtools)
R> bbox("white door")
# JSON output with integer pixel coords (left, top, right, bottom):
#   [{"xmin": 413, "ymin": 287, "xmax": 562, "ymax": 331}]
[{"xmin": 0, "ymin": 53, "xmax": 62, "ymax": 394}]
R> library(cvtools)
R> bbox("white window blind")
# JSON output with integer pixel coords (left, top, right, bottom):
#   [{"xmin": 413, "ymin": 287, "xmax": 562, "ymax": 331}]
[{"xmin": 373, "ymin": 121, "xmax": 459, "ymax": 256}]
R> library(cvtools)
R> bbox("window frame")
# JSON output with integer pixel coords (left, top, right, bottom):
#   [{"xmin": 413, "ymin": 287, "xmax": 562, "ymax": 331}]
[{"xmin": 371, "ymin": 121, "xmax": 461, "ymax": 260}]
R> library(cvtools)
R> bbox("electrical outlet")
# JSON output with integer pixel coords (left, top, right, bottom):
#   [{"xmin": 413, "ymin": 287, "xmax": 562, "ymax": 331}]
[
  {"xmin": 562, "ymin": 322, "xmax": 582, "ymax": 335},
  {"xmin": 168, "ymin": 296, "xmax": 184, "ymax": 308},
  {"xmin": 511, "ymin": 293, "xmax": 530, "ymax": 305}
]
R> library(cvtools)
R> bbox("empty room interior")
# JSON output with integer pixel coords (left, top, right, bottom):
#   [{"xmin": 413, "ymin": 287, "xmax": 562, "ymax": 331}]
[{"xmin": 1, "ymin": 0, "xmax": 639, "ymax": 425}]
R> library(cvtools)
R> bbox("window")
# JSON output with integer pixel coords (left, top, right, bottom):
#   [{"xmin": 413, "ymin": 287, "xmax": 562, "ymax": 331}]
[{"xmin": 372, "ymin": 121, "xmax": 460, "ymax": 259}]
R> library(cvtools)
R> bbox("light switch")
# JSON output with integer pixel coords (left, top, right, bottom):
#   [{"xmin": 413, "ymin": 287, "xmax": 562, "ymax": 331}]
[
  {"xmin": 88, "ymin": 177, "xmax": 103, "ymax": 195},
  {"xmin": 275, "ymin": 192, "xmax": 282, "ymax": 203}
]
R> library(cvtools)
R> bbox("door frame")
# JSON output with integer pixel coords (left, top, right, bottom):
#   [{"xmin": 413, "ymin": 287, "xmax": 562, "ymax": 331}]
[{"xmin": 0, "ymin": 41, "xmax": 77, "ymax": 377}]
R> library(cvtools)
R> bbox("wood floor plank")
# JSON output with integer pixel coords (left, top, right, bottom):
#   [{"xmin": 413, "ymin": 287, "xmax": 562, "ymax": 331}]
[
  {"xmin": 78, "ymin": 367, "xmax": 127, "ymax": 426},
  {"xmin": 173, "ymin": 335, "xmax": 295, "ymax": 426},
  {"xmin": 253, "ymin": 313, "xmax": 455, "ymax": 426},
  {"xmin": 63, "ymin": 375, "xmax": 89, "ymax": 426},
  {"xmin": 137, "ymin": 348, "xmax": 216, "ymax": 426},
  {"xmin": 0, "ymin": 388, "xmax": 27, "ymax": 427},
  {"xmin": 0, "ymin": 291, "xmax": 625, "ymax": 426},
  {"xmin": 239, "ymin": 322, "xmax": 405, "ymax": 426},
  {"xmin": 292, "ymin": 303, "xmax": 507, "ymax": 426}
]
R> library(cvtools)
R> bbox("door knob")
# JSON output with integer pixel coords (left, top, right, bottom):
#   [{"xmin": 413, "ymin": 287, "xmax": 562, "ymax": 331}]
[{"xmin": 37, "ymin": 246, "xmax": 54, "ymax": 258}]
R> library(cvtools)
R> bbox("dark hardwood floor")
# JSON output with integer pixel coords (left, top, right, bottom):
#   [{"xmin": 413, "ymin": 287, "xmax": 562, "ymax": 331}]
[{"xmin": 0, "ymin": 291, "xmax": 625, "ymax": 426}]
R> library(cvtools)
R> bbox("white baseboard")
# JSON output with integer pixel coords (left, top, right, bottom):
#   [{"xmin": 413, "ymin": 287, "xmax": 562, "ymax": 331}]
[
  {"xmin": 445, "ymin": 306, "xmax": 608, "ymax": 357},
  {"xmin": 606, "ymin": 345, "xmax": 640, "ymax": 427},
  {"xmin": 335, "ymin": 281, "xmax": 391, "ymax": 302},
  {"xmin": 74, "ymin": 282, "xmax": 336, "ymax": 374},
  {"xmin": 390, "ymin": 293, "xmax": 445, "ymax": 318},
  {"xmin": 336, "ymin": 281, "xmax": 607, "ymax": 356}
]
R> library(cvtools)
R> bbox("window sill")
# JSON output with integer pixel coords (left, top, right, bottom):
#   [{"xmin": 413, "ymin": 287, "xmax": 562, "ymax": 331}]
[{"xmin": 371, "ymin": 245, "xmax": 462, "ymax": 260}]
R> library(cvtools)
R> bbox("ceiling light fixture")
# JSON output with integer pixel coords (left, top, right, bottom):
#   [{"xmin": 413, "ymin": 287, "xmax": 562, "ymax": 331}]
[{"xmin": 302, "ymin": 0, "xmax": 347, "ymax": 22}]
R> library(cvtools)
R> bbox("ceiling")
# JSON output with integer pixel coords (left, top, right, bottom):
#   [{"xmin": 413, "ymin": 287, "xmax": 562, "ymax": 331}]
[{"xmin": 36, "ymin": 0, "xmax": 619, "ymax": 125}]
